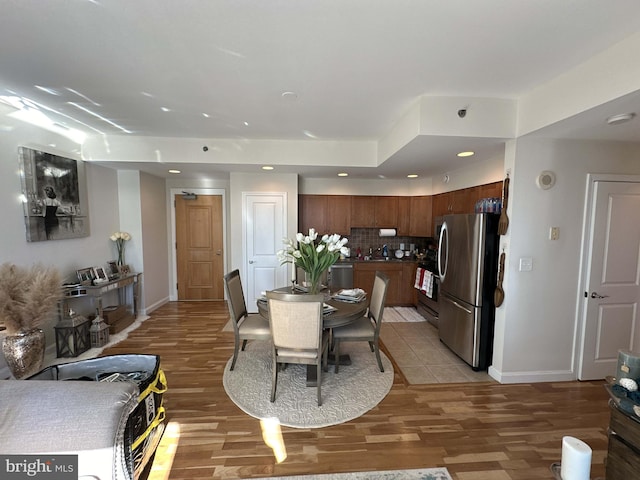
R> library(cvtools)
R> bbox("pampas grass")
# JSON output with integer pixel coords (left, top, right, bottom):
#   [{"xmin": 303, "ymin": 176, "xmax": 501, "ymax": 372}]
[{"xmin": 0, "ymin": 263, "xmax": 61, "ymax": 335}]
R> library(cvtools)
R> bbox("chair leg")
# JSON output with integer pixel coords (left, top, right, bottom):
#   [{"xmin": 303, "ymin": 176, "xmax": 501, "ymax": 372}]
[
  {"xmin": 241, "ymin": 339, "xmax": 248, "ymax": 351},
  {"xmin": 317, "ymin": 360, "xmax": 322, "ymax": 407},
  {"xmin": 230, "ymin": 335, "xmax": 240, "ymax": 371},
  {"xmin": 368, "ymin": 340, "xmax": 375, "ymax": 352},
  {"xmin": 271, "ymin": 355, "xmax": 278, "ymax": 403},
  {"xmin": 373, "ymin": 341, "xmax": 384, "ymax": 373},
  {"xmin": 334, "ymin": 340, "xmax": 341, "ymax": 373}
]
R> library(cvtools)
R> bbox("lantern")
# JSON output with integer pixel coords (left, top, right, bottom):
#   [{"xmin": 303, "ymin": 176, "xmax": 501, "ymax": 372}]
[{"xmin": 90, "ymin": 316, "xmax": 110, "ymax": 348}]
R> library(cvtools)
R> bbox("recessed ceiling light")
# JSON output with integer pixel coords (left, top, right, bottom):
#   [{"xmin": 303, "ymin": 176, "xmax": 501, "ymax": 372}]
[
  {"xmin": 407, "ymin": 174, "xmax": 418, "ymax": 178},
  {"xmin": 378, "ymin": 175, "xmax": 386, "ymax": 179},
  {"xmin": 244, "ymin": 121, "xmax": 250, "ymax": 126},
  {"xmin": 457, "ymin": 151, "xmax": 474, "ymax": 157},
  {"xmin": 168, "ymin": 169, "xmax": 181, "ymax": 174},
  {"xmin": 338, "ymin": 172, "xmax": 348, "ymax": 177},
  {"xmin": 202, "ymin": 113, "xmax": 210, "ymax": 118},
  {"xmin": 161, "ymin": 107, "xmax": 170, "ymax": 112},
  {"xmin": 606, "ymin": 113, "xmax": 636, "ymax": 125},
  {"xmin": 262, "ymin": 166, "xmax": 274, "ymax": 171}
]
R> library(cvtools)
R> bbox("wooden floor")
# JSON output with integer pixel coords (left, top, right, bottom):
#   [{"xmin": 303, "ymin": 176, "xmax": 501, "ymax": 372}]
[{"xmin": 102, "ymin": 301, "xmax": 611, "ymax": 480}]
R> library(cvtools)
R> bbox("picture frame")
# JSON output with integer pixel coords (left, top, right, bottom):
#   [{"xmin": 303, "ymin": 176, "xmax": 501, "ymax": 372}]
[
  {"xmin": 106, "ymin": 261, "xmax": 120, "ymax": 280},
  {"xmin": 18, "ymin": 146, "xmax": 90, "ymax": 242},
  {"xmin": 76, "ymin": 267, "xmax": 94, "ymax": 286},
  {"xmin": 92, "ymin": 266, "xmax": 108, "ymax": 284}
]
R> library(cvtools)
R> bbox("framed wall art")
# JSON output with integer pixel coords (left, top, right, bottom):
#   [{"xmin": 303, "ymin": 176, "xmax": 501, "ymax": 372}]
[{"xmin": 19, "ymin": 146, "xmax": 90, "ymax": 242}]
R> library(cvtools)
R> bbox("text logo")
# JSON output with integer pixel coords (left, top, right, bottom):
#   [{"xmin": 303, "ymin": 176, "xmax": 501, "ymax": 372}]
[{"xmin": 0, "ymin": 455, "xmax": 77, "ymax": 479}]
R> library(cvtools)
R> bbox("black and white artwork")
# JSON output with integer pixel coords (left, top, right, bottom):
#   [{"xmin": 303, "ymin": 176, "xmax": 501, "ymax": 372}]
[{"xmin": 19, "ymin": 146, "xmax": 90, "ymax": 242}]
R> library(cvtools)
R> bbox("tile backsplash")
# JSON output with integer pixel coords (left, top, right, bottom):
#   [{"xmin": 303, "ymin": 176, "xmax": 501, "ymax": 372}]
[{"xmin": 345, "ymin": 228, "xmax": 433, "ymax": 257}]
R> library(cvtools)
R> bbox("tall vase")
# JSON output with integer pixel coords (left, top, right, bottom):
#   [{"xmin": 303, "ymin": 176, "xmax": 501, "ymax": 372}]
[
  {"xmin": 2, "ymin": 328, "xmax": 46, "ymax": 379},
  {"xmin": 308, "ymin": 270, "xmax": 325, "ymax": 295}
]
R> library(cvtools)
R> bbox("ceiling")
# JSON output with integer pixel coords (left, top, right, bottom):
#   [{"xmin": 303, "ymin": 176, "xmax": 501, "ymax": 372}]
[{"xmin": 1, "ymin": 0, "xmax": 639, "ymax": 180}]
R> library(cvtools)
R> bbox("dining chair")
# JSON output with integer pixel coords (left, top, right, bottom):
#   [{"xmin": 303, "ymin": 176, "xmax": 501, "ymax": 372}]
[
  {"xmin": 331, "ymin": 271, "xmax": 389, "ymax": 373},
  {"xmin": 223, "ymin": 269, "xmax": 271, "ymax": 371},
  {"xmin": 266, "ymin": 291, "xmax": 329, "ymax": 406}
]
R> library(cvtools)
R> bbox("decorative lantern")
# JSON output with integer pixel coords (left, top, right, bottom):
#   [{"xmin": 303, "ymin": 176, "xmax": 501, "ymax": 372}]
[
  {"xmin": 90, "ymin": 316, "xmax": 110, "ymax": 348},
  {"xmin": 55, "ymin": 311, "xmax": 91, "ymax": 358}
]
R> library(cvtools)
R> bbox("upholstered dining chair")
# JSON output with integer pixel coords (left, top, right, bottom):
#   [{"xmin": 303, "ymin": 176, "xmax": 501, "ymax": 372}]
[
  {"xmin": 266, "ymin": 291, "xmax": 329, "ymax": 407},
  {"xmin": 332, "ymin": 271, "xmax": 389, "ymax": 373},
  {"xmin": 223, "ymin": 269, "xmax": 271, "ymax": 371}
]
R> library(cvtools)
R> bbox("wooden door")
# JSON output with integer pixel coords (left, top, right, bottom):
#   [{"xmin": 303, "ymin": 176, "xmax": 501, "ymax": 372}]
[
  {"xmin": 579, "ymin": 180, "xmax": 640, "ymax": 379},
  {"xmin": 176, "ymin": 195, "xmax": 224, "ymax": 300}
]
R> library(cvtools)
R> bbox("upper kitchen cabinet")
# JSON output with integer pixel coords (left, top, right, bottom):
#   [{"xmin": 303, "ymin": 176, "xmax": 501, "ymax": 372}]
[
  {"xmin": 374, "ymin": 196, "xmax": 399, "ymax": 228},
  {"xmin": 396, "ymin": 197, "xmax": 411, "ymax": 235},
  {"xmin": 477, "ymin": 181, "xmax": 504, "ymax": 202},
  {"xmin": 299, "ymin": 195, "xmax": 351, "ymax": 235},
  {"xmin": 409, "ymin": 196, "xmax": 433, "ymax": 237},
  {"xmin": 299, "ymin": 195, "xmax": 328, "ymax": 234},
  {"xmin": 326, "ymin": 195, "xmax": 351, "ymax": 235},
  {"xmin": 350, "ymin": 196, "xmax": 376, "ymax": 227}
]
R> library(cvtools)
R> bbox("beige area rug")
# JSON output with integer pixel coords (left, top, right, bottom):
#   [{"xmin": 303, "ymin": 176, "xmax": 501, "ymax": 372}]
[
  {"xmin": 223, "ymin": 340, "xmax": 393, "ymax": 428},
  {"xmin": 384, "ymin": 307, "xmax": 426, "ymax": 323},
  {"xmin": 254, "ymin": 468, "xmax": 452, "ymax": 479}
]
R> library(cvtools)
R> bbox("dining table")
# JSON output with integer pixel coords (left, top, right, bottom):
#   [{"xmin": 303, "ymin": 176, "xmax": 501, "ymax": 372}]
[{"xmin": 257, "ymin": 286, "xmax": 369, "ymax": 386}]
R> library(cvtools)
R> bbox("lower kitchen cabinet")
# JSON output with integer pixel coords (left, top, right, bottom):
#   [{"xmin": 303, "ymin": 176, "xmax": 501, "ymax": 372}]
[{"xmin": 353, "ymin": 261, "xmax": 417, "ymax": 307}]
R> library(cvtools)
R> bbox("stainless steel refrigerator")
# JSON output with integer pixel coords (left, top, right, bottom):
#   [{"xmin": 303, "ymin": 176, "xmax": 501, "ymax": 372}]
[{"xmin": 437, "ymin": 213, "xmax": 499, "ymax": 370}]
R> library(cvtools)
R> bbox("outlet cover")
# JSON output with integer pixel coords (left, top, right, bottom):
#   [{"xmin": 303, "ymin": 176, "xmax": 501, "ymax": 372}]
[
  {"xmin": 519, "ymin": 257, "xmax": 533, "ymax": 272},
  {"xmin": 549, "ymin": 227, "xmax": 560, "ymax": 240}
]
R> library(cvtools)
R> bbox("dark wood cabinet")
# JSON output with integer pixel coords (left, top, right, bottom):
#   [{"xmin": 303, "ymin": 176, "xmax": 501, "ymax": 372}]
[
  {"xmin": 397, "ymin": 197, "xmax": 411, "ymax": 236},
  {"xmin": 326, "ymin": 195, "xmax": 351, "ymax": 235},
  {"xmin": 432, "ymin": 181, "xmax": 504, "ymax": 220},
  {"xmin": 351, "ymin": 196, "xmax": 376, "ymax": 227},
  {"xmin": 409, "ymin": 196, "xmax": 433, "ymax": 237},
  {"xmin": 374, "ymin": 196, "xmax": 399, "ymax": 228},
  {"xmin": 353, "ymin": 261, "xmax": 417, "ymax": 307},
  {"xmin": 607, "ymin": 402, "xmax": 640, "ymax": 479},
  {"xmin": 299, "ymin": 195, "xmax": 328, "ymax": 235}
]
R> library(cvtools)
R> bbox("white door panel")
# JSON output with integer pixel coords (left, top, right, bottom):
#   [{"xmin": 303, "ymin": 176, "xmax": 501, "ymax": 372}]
[
  {"xmin": 244, "ymin": 193, "xmax": 287, "ymax": 312},
  {"xmin": 580, "ymin": 180, "xmax": 640, "ymax": 379}
]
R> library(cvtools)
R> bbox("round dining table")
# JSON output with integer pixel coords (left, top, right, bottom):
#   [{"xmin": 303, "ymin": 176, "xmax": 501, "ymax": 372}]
[{"xmin": 257, "ymin": 286, "xmax": 369, "ymax": 386}]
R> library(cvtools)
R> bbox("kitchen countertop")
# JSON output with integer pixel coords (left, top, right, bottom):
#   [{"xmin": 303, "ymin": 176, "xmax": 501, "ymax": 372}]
[{"xmin": 334, "ymin": 258, "xmax": 418, "ymax": 264}]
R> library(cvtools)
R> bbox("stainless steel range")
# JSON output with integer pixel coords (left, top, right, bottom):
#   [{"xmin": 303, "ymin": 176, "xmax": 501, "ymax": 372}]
[{"xmin": 416, "ymin": 249, "xmax": 439, "ymax": 327}]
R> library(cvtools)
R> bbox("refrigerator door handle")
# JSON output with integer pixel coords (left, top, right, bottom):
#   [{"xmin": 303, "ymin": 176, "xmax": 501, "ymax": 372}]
[
  {"xmin": 438, "ymin": 221, "xmax": 448, "ymax": 281},
  {"xmin": 442, "ymin": 292, "xmax": 473, "ymax": 315}
]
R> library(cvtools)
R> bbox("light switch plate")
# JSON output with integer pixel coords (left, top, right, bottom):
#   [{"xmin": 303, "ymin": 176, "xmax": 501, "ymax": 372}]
[
  {"xmin": 519, "ymin": 257, "xmax": 533, "ymax": 272},
  {"xmin": 549, "ymin": 227, "xmax": 560, "ymax": 240}
]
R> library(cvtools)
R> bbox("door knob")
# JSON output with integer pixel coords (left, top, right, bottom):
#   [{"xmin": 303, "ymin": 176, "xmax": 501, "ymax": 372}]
[
  {"xmin": 591, "ymin": 292, "xmax": 609, "ymax": 299},
  {"xmin": 249, "ymin": 260, "xmax": 255, "ymax": 264},
  {"xmin": 216, "ymin": 250, "xmax": 221, "ymax": 256}
]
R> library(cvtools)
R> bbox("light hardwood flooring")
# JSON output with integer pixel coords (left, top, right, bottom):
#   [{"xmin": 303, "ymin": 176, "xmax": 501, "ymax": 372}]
[{"xmin": 101, "ymin": 301, "xmax": 610, "ymax": 480}]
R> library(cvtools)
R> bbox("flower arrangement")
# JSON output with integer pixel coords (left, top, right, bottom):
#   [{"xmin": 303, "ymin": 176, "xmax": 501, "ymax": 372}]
[
  {"xmin": 0, "ymin": 263, "xmax": 61, "ymax": 335},
  {"xmin": 277, "ymin": 228, "xmax": 348, "ymax": 294},
  {"xmin": 110, "ymin": 231, "xmax": 131, "ymax": 266}
]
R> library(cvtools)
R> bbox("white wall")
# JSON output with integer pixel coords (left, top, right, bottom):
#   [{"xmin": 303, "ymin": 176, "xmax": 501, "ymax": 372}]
[{"xmin": 491, "ymin": 137, "xmax": 640, "ymax": 383}]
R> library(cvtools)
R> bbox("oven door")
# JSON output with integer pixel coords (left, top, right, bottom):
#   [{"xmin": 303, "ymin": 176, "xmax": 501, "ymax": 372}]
[{"xmin": 416, "ymin": 273, "xmax": 439, "ymax": 327}]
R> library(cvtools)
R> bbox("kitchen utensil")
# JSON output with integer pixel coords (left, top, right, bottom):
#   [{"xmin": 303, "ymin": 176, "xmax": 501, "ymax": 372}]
[
  {"xmin": 498, "ymin": 176, "xmax": 510, "ymax": 235},
  {"xmin": 494, "ymin": 252, "xmax": 505, "ymax": 307}
]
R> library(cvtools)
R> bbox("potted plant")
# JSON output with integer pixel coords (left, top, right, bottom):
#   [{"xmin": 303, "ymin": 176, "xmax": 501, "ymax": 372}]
[{"xmin": 0, "ymin": 262, "xmax": 61, "ymax": 378}]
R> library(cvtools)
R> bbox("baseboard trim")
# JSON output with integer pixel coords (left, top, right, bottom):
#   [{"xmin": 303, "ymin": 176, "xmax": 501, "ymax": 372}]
[
  {"xmin": 488, "ymin": 365, "xmax": 576, "ymax": 384},
  {"xmin": 143, "ymin": 296, "xmax": 170, "ymax": 316}
]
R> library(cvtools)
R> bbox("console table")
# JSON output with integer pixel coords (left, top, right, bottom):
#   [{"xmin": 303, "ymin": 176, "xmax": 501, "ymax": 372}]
[{"xmin": 61, "ymin": 273, "xmax": 142, "ymax": 332}]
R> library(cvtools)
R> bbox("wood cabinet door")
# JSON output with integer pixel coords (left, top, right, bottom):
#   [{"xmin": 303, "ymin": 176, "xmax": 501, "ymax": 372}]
[
  {"xmin": 409, "ymin": 196, "xmax": 433, "ymax": 237},
  {"xmin": 299, "ymin": 195, "xmax": 327, "ymax": 234},
  {"xmin": 354, "ymin": 262, "xmax": 403, "ymax": 306},
  {"xmin": 396, "ymin": 197, "xmax": 411, "ymax": 235},
  {"xmin": 351, "ymin": 196, "xmax": 376, "ymax": 227},
  {"xmin": 432, "ymin": 192, "xmax": 449, "ymax": 219},
  {"xmin": 326, "ymin": 195, "xmax": 351, "ymax": 235},
  {"xmin": 402, "ymin": 262, "xmax": 418, "ymax": 305},
  {"xmin": 375, "ymin": 196, "xmax": 399, "ymax": 227}
]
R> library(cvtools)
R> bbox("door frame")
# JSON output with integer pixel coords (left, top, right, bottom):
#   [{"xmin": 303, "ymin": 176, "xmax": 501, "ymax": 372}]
[
  {"xmin": 169, "ymin": 188, "xmax": 227, "ymax": 301},
  {"xmin": 575, "ymin": 173, "xmax": 640, "ymax": 379}
]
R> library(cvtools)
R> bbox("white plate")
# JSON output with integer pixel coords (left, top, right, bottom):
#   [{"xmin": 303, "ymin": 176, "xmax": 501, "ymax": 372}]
[{"xmin": 395, "ymin": 249, "xmax": 404, "ymax": 259}]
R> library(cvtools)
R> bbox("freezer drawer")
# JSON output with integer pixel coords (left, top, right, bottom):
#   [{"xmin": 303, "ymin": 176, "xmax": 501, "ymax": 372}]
[{"xmin": 438, "ymin": 291, "xmax": 481, "ymax": 368}]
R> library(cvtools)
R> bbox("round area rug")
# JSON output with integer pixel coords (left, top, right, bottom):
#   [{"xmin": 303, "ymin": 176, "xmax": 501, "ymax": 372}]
[{"xmin": 223, "ymin": 340, "xmax": 393, "ymax": 428}]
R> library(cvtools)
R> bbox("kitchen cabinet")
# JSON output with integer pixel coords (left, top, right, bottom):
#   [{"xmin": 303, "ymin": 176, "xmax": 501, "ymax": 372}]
[
  {"xmin": 350, "ymin": 196, "xmax": 376, "ymax": 227},
  {"xmin": 432, "ymin": 182, "xmax": 504, "ymax": 219},
  {"xmin": 299, "ymin": 195, "xmax": 328, "ymax": 234},
  {"xmin": 409, "ymin": 196, "xmax": 433, "ymax": 237},
  {"xmin": 326, "ymin": 195, "xmax": 351, "ymax": 235},
  {"xmin": 396, "ymin": 197, "xmax": 411, "ymax": 235},
  {"xmin": 299, "ymin": 195, "xmax": 351, "ymax": 235},
  {"xmin": 353, "ymin": 261, "xmax": 417, "ymax": 306},
  {"xmin": 374, "ymin": 196, "xmax": 398, "ymax": 227},
  {"xmin": 606, "ymin": 402, "xmax": 640, "ymax": 479}
]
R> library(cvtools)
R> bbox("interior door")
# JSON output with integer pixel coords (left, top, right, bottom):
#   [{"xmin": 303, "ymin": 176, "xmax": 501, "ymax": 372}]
[
  {"xmin": 244, "ymin": 193, "xmax": 287, "ymax": 312},
  {"xmin": 175, "ymin": 194, "xmax": 224, "ymax": 300},
  {"xmin": 579, "ymin": 180, "xmax": 640, "ymax": 380}
]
